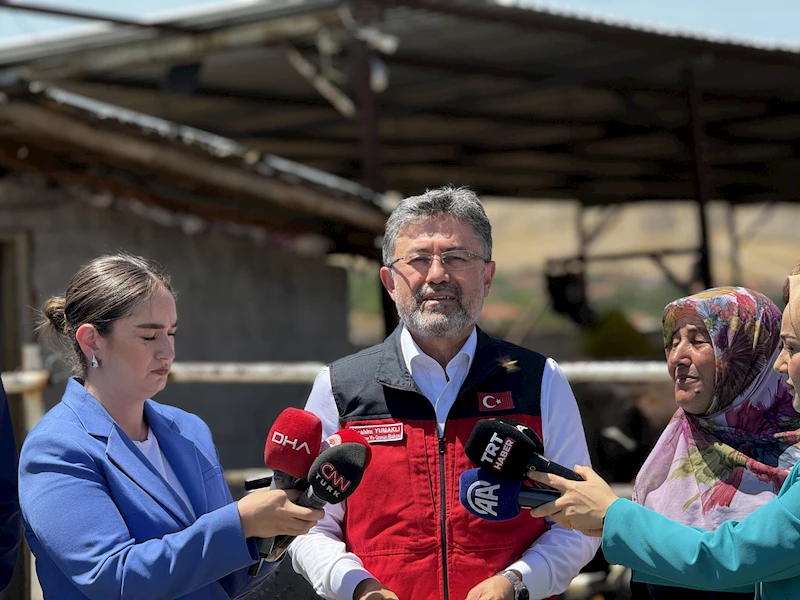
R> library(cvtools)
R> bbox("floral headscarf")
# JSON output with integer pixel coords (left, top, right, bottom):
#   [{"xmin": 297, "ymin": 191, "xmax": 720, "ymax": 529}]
[{"xmin": 633, "ymin": 286, "xmax": 800, "ymax": 530}]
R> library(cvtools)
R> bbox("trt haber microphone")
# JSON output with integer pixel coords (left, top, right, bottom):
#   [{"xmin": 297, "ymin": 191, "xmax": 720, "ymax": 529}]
[
  {"xmin": 264, "ymin": 436, "xmax": 371, "ymax": 562},
  {"xmin": 249, "ymin": 408, "xmax": 323, "ymax": 575},
  {"xmin": 496, "ymin": 418, "xmax": 584, "ymax": 482},
  {"xmin": 465, "ymin": 419, "xmax": 582, "ymax": 481},
  {"xmin": 459, "ymin": 468, "xmax": 561, "ymax": 521}
]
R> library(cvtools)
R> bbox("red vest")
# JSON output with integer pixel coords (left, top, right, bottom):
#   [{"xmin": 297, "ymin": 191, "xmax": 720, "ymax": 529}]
[{"xmin": 331, "ymin": 327, "xmax": 555, "ymax": 600}]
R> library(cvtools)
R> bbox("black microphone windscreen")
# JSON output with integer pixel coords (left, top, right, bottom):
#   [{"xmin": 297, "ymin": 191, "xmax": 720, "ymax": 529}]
[
  {"xmin": 307, "ymin": 442, "xmax": 368, "ymax": 504},
  {"xmin": 495, "ymin": 418, "xmax": 544, "ymax": 454},
  {"xmin": 465, "ymin": 419, "xmax": 536, "ymax": 479},
  {"xmin": 495, "ymin": 419, "xmax": 582, "ymax": 481}
]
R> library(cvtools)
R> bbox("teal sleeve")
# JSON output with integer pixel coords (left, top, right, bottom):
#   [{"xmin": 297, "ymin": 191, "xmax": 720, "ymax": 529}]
[
  {"xmin": 629, "ymin": 569, "xmax": 754, "ymax": 594},
  {"xmin": 602, "ymin": 495, "xmax": 800, "ymax": 589}
]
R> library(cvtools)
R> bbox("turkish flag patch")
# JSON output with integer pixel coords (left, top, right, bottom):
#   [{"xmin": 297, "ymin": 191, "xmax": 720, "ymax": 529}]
[{"xmin": 478, "ymin": 392, "xmax": 514, "ymax": 411}]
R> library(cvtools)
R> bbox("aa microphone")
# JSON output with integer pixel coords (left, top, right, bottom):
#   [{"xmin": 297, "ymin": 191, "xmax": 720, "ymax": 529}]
[
  {"xmin": 263, "ymin": 430, "xmax": 371, "ymax": 562},
  {"xmin": 464, "ymin": 419, "xmax": 582, "ymax": 482},
  {"xmin": 249, "ymin": 408, "xmax": 322, "ymax": 575},
  {"xmin": 459, "ymin": 468, "xmax": 562, "ymax": 521}
]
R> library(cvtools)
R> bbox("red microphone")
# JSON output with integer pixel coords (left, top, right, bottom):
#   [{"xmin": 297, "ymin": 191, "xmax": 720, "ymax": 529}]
[
  {"xmin": 264, "ymin": 408, "xmax": 322, "ymax": 488},
  {"xmin": 263, "ymin": 428, "xmax": 372, "ymax": 562},
  {"xmin": 249, "ymin": 408, "xmax": 322, "ymax": 575}
]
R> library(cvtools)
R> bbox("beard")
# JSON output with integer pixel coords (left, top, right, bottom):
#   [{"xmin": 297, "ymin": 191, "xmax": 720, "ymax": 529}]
[{"xmin": 395, "ymin": 279, "xmax": 484, "ymax": 340}]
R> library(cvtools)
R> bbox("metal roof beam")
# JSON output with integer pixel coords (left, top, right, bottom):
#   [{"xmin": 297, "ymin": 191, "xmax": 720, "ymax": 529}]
[
  {"xmin": 0, "ymin": 99, "xmax": 386, "ymax": 232},
  {"xmin": 395, "ymin": 0, "xmax": 800, "ymax": 70},
  {"xmin": 5, "ymin": 9, "xmax": 341, "ymax": 80},
  {"xmin": 0, "ymin": 1, "xmax": 197, "ymax": 33}
]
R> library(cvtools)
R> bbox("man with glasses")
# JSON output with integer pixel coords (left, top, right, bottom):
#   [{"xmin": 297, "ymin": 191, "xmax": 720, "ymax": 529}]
[{"xmin": 290, "ymin": 186, "xmax": 598, "ymax": 600}]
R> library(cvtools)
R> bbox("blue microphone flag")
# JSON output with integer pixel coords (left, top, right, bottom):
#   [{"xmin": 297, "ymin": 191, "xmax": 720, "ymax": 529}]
[{"xmin": 459, "ymin": 468, "xmax": 522, "ymax": 521}]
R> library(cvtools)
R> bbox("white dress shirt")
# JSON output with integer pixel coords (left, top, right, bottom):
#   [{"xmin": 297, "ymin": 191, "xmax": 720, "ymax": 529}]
[{"xmin": 290, "ymin": 325, "xmax": 599, "ymax": 600}]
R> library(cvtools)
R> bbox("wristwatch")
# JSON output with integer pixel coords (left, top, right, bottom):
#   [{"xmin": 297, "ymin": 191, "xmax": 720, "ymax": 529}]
[{"xmin": 500, "ymin": 570, "xmax": 529, "ymax": 600}]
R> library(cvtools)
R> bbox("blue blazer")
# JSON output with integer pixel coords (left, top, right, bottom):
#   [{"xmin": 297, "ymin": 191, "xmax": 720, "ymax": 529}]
[
  {"xmin": 602, "ymin": 459, "xmax": 800, "ymax": 600},
  {"xmin": 0, "ymin": 377, "xmax": 20, "ymax": 591},
  {"xmin": 19, "ymin": 378, "xmax": 278, "ymax": 600}
]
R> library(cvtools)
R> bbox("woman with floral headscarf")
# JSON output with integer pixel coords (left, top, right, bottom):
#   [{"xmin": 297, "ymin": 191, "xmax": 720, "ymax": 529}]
[
  {"xmin": 629, "ymin": 287, "xmax": 800, "ymax": 599},
  {"xmin": 525, "ymin": 279, "xmax": 800, "ymax": 600}
]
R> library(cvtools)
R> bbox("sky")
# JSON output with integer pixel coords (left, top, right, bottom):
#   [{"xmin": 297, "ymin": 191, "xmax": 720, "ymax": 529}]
[{"xmin": 1, "ymin": 0, "xmax": 800, "ymax": 45}]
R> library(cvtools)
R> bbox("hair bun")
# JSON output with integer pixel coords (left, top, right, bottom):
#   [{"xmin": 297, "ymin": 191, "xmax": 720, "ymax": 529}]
[{"xmin": 42, "ymin": 296, "xmax": 69, "ymax": 335}]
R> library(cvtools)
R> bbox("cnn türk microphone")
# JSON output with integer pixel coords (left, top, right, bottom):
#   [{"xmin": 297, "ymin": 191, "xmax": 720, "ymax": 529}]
[
  {"xmin": 264, "ymin": 433, "xmax": 371, "ymax": 562},
  {"xmin": 249, "ymin": 408, "xmax": 322, "ymax": 575},
  {"xmin": 459, "ymin": 468, "xmax": 561, "ymax": 521},
  {"xmin": 464, "ymin": 419, "xmax": 582, "ymax": 482},
  {"xmin": 324, "ymin": 429, "xmax": 373, "ymax": 465}
]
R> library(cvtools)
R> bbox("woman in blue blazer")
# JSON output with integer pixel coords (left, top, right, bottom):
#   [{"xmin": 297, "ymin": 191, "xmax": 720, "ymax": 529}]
[
  {"xmin": 19, "ymin": 254, "xmax": 323, "ymax": 600},
  {"xmin": 528, "ymin": 271, "xmax": 800, "ymax": 600}
]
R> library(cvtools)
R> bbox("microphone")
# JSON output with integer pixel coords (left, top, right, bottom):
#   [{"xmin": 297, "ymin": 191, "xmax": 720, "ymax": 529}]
[
  {"xmin": 464, "ymin": 419, "xmax": 583, "ymax": 482},
  {"xmin": 459, "ymin": 468, "xmax": 561, "ymax": 521},
  {"xmin": 264, "ymin": 408, "xmax": 322, "ymax": 488},
  {"xmin": 248, "ymin": 408, "xmax": 322, "ymax": 575},
  {"xmin": 324, "ymin": 429, "xmax": 373, "ymax": 465},
  {"xmin": 263, "ymin": 430, "xmax": 372, "ymax": 562}
]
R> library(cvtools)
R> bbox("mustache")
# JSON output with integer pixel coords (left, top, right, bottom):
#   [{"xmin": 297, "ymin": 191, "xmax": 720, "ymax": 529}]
[{"xmin": 414, "ymin": 283, "xmax": 461, "ymax": 304}]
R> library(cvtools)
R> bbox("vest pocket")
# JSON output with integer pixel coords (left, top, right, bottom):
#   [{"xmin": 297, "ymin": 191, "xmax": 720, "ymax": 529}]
[{"xmin": 343, "ymin": 418, "xmax": 439, "ymax": 555}]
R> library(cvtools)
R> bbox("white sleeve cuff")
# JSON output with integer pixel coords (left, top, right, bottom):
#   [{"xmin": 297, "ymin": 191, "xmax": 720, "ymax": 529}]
[{"xmin": 331, "ymin": 562, "xmax": 376, "ymax": 600}]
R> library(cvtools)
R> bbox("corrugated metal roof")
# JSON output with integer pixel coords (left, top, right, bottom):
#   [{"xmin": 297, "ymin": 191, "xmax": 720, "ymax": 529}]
[
  {"xmin": 0, "ymin": 0, "xmax": 339, "ymax": 66},
  {"xmin": 0, "ymin": 78, "xmax": 386, "ymax": 255},
  {"xmin": 487, "ymin": 1, "xmax": 800, "ymax": 53},
  {"xmin": 2, "ymin": 0, "xmax": 799, "ymax": 60},
  {"xmin": 0, "ymin": 0, "xmax": 799, "ymax": 205}
]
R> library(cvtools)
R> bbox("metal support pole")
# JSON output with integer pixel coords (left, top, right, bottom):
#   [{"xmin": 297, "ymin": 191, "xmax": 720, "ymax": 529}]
[
  {"xmin": 727, "ymin": 202, "xmax": 742, "ymax": 285},
  {"xmin": 685, "ymin": 67, "xmax": 713, "ymax": 290},
  {"xmin": 350, "ymin": 36, "xmax": 397, "ymax": 335}
]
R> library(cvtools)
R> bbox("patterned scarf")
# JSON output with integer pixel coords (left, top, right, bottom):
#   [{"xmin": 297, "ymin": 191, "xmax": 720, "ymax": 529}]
[{"xmin": 633, "ymin": 286, "xmax": 800, "ymax": 530}]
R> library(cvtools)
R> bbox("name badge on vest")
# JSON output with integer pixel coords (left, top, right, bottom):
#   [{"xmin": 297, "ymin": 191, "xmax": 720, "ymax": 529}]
[
  {"xmin": 349, "ymin": 423, "xmax": 404, "ymax": 444},
  {"xmin": 478, "ymin": 392, "xmax": 514, "ymax": 412}
]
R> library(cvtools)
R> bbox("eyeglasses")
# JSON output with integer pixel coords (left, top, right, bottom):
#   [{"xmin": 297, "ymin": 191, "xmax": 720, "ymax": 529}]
[{"xmin": 386, "ymin": 250, "xmax": 489, "ymax": 273}]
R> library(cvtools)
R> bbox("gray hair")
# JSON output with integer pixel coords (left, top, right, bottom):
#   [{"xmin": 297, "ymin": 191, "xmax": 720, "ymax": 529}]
[{"xmin": 382, "ymin": 186, "xmax": 492, "ymax": 265}]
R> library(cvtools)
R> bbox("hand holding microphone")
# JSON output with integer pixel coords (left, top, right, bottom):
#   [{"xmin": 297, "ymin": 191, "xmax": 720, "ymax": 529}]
[
  {"xmin": 246, "ymin": 408, "xmax": 323, "ymax": 575},
  {"xmin": 263, "ymin": 428, "xmax": 372, "ymax": 562},
  {"xmin": 527, "ymin": 465, "xmax": 618, "ymax": 535},
  {"xmin": 237, "ymin": 488, "xmax": 323, "ymax": 539}
]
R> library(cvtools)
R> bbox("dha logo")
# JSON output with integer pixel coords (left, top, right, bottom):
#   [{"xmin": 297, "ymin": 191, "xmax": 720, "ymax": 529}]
[
  {"xmin": 466, "ymin": 480, "xmax": 500, "ymax": 516},
  {"xmin": 271, "ymin": 431, "xmax": 312, "ymax": 454},
  {"xmin": 480, "ymin": 432, "xmax": 516, "ymax": 471}
]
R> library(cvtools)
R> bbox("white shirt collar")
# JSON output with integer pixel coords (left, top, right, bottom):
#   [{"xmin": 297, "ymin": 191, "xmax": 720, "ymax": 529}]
[{"xmin": 400, "ymin": 324, "xmax": 477, "ymax": 377}]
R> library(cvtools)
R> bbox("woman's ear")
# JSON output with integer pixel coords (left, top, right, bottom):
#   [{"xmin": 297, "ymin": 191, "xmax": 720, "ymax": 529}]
[{"xmin": 75, "ymin": 324, "xmax": 102, "ymax": 363}]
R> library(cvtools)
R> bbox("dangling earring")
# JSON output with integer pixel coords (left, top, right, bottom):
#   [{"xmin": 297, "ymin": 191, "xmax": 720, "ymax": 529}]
[{"xmin": 91, "ymin": 355, "xmax": 99, "ymax": 369}]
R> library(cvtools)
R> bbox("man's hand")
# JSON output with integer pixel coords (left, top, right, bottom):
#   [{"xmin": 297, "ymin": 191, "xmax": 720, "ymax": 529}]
[
  {"xmin": 464, "ymin": 574, "xmax": 514, "ymax": 600},
  {"xmin": 353, "ymin": 578, "xmax": 399, "ymax": 600}
]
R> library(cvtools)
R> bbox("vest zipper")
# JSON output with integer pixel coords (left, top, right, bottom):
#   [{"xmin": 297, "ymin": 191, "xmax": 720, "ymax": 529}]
[{"xmin": 438, "ymin": 433, "xmax": 449, "ymax": 600}]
